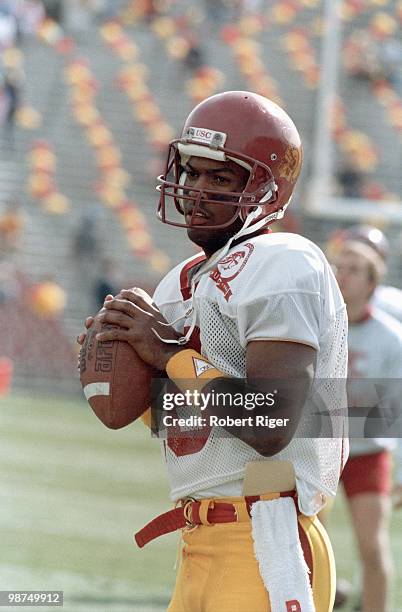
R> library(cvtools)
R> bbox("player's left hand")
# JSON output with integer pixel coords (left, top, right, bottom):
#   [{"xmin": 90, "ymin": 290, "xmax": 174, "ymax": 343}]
[
  {"xmin": 392, "ymin": 483, "xmax": 402, "ymax": 509},
  {"xmin": 96, "ymin": 287, "xmax": 182, "ymax": 370},
  {"xmin": 76, "ymin": 294, "xmax": 114, "ymax": 346}
]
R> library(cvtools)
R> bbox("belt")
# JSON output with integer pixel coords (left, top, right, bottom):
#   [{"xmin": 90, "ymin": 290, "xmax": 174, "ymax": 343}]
[{"xmin": 134, "ymin": 490, "xmax": 297, "ymax": 548}]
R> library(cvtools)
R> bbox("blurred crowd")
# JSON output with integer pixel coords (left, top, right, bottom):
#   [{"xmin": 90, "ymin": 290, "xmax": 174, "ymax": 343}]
[
  {"xmin": 0, "ymin": 0, "xmax": 400, "ymax": 388},
  {"xmin": 0, "ymin": 197, "xmax": 67, "ymax": 318},
  {"xmin": 344, "ymin": 29, "xmax": 402, "ymax": 90},
  {"xmin": 0, "ymin": 1, "xmax": 45, "ymax": 134}
]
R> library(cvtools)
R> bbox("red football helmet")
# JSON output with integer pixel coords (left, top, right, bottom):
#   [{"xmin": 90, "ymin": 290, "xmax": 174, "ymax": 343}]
[{"xmin": 157, "ymin": 91, "xmax": 303, "ymax": 229}]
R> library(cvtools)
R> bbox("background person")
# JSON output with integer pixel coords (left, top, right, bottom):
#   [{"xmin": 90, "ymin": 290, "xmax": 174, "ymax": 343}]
[
  {"xmin": 328, "ymin": 223, "xmax": 402, "ymax": 523},
  {"xmin": 332, "ymin": 239, "xmax": 402, "ymax": 612},
  {"xmin": 327, "ymin": 224, "xmax": 402, "ymax": 323}
]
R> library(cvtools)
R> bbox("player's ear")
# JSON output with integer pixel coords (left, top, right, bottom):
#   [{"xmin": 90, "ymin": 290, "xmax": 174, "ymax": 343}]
[{"xmin": 245, "ymin": 165, "xmax": 275, "ymax": 205}]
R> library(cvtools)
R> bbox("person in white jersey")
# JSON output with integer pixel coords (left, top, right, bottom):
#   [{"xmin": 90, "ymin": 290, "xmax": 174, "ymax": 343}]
[
  {"xmin": 332, "ymin": 239, "xmax": 402, "ymax": 612},
  {"xmin": 328, "ymin": 225, "xmax": 402, "ymax": 508},
  {"xmin": 79, "ymin": 91, "xmax": 348, "ymax": 612},
  {"xmin": 327, "ymin": 224, "xmax": 402, "ymax": 323}
]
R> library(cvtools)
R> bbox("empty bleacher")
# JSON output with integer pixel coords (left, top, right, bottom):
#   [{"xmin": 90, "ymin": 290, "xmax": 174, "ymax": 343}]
[{"xmin": 1, "ymin": 0, "xmax": 401, "ymax": 390}]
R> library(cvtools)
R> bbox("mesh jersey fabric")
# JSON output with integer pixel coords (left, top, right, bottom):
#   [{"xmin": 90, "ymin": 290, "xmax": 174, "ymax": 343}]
[{"xmin": 153, "ymin": 232, "xmax": 348, "ymax": 515}]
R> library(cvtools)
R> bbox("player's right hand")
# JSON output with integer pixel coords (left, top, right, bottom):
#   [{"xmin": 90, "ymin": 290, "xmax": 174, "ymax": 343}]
[{"xmin": 76, "ymin": 294, "xmax": 114, "ymax": 346}]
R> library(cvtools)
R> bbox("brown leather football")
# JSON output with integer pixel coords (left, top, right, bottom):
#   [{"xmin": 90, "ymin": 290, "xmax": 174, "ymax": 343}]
[{"xmin": 79, "ymin": 313, "xmax": 154, "ymax": 428}]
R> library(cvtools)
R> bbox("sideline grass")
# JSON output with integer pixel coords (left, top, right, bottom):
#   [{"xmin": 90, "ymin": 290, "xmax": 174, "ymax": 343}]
[
  {"xmin": 0, "ymin": 393, "xmax": 175, "ymax": 611},
  {"xmin": 1, "ymin": 393, "xmax": 401, "ymax": 611}
]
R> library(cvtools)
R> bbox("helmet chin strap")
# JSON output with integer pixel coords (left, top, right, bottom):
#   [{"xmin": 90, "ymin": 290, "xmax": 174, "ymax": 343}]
[{"xmin": 152, "ymin": 201, "xmax": 286, "ymax": 346}]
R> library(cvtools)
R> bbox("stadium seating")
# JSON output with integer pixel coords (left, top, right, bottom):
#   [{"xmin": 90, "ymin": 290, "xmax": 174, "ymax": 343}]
[{"xmin": 0, "ymin": 0, "xmax": 401, "ymax": 390}]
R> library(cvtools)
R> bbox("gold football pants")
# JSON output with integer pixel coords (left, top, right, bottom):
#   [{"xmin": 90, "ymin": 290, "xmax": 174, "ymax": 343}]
[{"xmin": 168, "ymin": 496, "xmax": 335, "ymax": 612}]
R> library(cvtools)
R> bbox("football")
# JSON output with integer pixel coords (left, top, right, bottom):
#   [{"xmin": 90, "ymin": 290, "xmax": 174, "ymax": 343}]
[{"xmin": 79, "ymin": 313, "xmax": 154, "ymax": 429}]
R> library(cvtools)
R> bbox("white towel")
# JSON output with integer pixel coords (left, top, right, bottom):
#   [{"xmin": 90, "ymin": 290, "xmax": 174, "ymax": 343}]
[{"xmin": 251, "ymin": 497, "xmax": 316, "ymax": 612}]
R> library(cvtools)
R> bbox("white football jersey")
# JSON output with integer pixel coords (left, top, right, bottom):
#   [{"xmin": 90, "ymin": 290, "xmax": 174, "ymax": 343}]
[
  {"xmin": 153, "ymin": 232, "xmax": 348, "ymax": 515},
  {"xmin": 347, "ymin": 308, "xmax": 402, "ymax": 457},
  {"xmin": 372, "ymin": 285, "xmax": 402, "ymax": 323}
]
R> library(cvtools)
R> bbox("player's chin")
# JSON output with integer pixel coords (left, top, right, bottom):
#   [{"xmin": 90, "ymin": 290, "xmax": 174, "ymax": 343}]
[
  {"xmin": 187, "ymin": 225, "xmax": 212, "ymax": 242},
  {"xmin": 187, "ymin": 217, "xmax": 243, "ymax": 251},
  {"xmin": 187, "ymin": 227, "xmax": 230, "ymax": 253}
]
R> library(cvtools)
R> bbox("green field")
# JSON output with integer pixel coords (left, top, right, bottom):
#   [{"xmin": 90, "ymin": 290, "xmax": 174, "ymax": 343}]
[{"xmin": 1, "ymin": 393, "xmax": 401, "ymax": 612}]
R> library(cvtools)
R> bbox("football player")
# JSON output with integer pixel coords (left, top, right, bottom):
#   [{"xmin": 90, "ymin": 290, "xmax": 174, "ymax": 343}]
[
  {"xmin": 79, "ymin": 91, "xmax": 348, "ymax": 611},
  {"xmin": 328, "ymin": 226, "xmax": 402, "ymax": 509},
  {"xmin": 331, "ymin": 239, "xmax": 402, "ymax": 612}
]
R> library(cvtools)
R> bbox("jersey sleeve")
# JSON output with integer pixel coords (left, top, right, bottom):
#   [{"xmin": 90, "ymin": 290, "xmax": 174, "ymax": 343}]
[
  {"xmin": 384, "ymin": 333, "xmax": 402, "ymax": 378},
  {"xmin": 152, "ymin": 279, "xmax": 165, "ymax": 309},
  {"xmin": 373, "ymin": 286, "xmax": 402, "ymax": 323},
  {"xmin": 237, "ymin": 292, "xmax": 322, "ymax": 349},
  {"xmin": 235, "ymin": 248, "xmax": 325, "ymax": 349},
  {"xmin": 152, "ymin": 263, "xmax": 182, "ymax": 312}
]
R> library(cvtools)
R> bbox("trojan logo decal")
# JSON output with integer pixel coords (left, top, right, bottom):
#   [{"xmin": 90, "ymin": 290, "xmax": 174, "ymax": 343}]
[
  {"xmin": 278, "ymin": 146, "xmax": 302, "ymax": 183},
  {"xmin": 210, "ymin": 243, "xmax": 254, "ymax": 301}
]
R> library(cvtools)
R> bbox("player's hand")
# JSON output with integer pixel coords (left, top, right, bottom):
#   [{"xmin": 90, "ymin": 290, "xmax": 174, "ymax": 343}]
[
  {"xmin": 76, "ymin": 294, "xmax": 113, "ymax": 346},
  {"xmin": 392, "ymin": 483, "xmax": 402, "ymax": 509},
  {"xmin": 77, "ymin": 316, "xmax": 94, "ymax": 345},
  {"xmin": 95, "ymin": 287, "xmax": 181, "ymax": 370}
]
